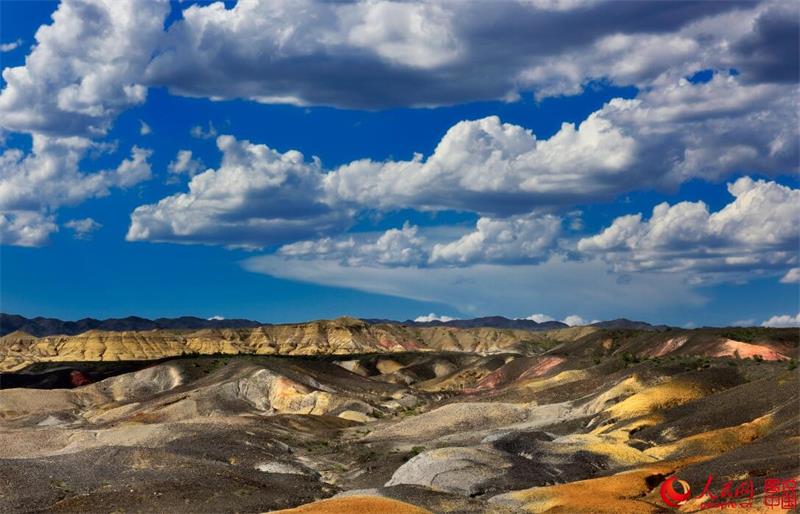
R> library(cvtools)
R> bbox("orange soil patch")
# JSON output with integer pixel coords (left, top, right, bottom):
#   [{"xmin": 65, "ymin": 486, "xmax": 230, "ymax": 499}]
[
  {"xmin": 269, "ymin": 496, "xmax": 432, "ymax": 514},
  {"xmin": 495, "ymin": 458, "xmax": 708, "ymax": 514},
  {"xmin": 710, "ymin": 340, "xmax": 788, "ymax": 361}
]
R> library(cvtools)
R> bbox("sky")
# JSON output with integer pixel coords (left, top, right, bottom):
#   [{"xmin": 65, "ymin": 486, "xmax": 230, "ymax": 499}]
[{"xmin": 0, "ymin": 0, "xmax": 798, "ymax": 327}]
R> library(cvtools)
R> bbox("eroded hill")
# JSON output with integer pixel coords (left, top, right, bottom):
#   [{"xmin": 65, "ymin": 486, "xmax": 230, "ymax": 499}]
[
  {"xmin": 0, "ymin": 324, "xmax": 797, "ymax": 513},
  {"xmin": 0, "ymin": 317, "xmax": 578, "ymax": 372}
]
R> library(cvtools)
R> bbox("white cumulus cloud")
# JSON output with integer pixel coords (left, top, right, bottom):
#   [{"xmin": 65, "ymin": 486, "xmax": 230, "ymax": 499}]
[
  {"xmin": 524, "ymin": 313, "xmax": 555, "ymax": 323},
  {"xmin": 190, "ymin": 122, "xmax": 217, "ymax": 140},
  {"xmin": 325, "ymin": 114, "xmax": 637, "ymax": 215},
  {"xmin": 562, "ymin": 315, "xmax": 596, "ymax": 327},
  {"xmin": 780, "ymin": 268, "xmax": 800, "ymax": 284},
  {"xmin": 275, "ymin": 214, "xmax": 564, "ymax": 268},
  {"xmin": 64, "ymin": 217, "xmax": 102, "ymax": 240},
  {"xmin": 0, "ymin": 0, "xmax": 168, "ymax": 137},
  {"xmin": 0, "ymin": 0, "xmax": 161, "ymax": 246},
  {"xmin": 167, "ymin": 150, "xmax": 204, "ymax": 177},
  {"xmin": 0, "ymin": 39, "xmax": 23, "ymax": 53},
  {"xmin": 578, "ymin": 177, "xmax": 800, "ymax": 280},
  {"xmin": 131, "ymin": 75, "xmax": 796, "ymax": 250},
  {"xmin": 0, "ymin": 211, "xmax": 57, "ymax": 247},
  {"xmin": 522, "ymin": 313, "xmax": 596, "ymax": 326},
  {"xmin": 430, "ymin": 214, "xmax": 562, "ymax": 265},
  {"xmin": 414, "ymin": 313, "xmax": 457, "ymax": 323},
  {"xmin": 141, "ymin": 0, "xmax": 785, "ymax": 108},
  {"xmin": 279, "ymin": 222, "xmax": 427, "ymax": 267},
  {"xmin": 127, "ymin": 135, "xmax": 348, "ymax": 248},
  {"xmin": 325, "ymin": 73, "xmax": 796, "ymax": 215},
  {"xmin": 0, "ymin": 136, "xmax": 151, "ymax": 246},
  {"xmin": 761, "ymin": 313, "xmax": 800, "ymax": 328}
]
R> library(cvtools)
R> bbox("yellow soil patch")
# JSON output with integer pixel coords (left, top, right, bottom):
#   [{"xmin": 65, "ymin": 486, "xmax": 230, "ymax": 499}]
[
  {"xmin": 421, "ymin": 365, "xmax": 498, "ymax": 392},
  {"xmin": 269, "ymin": 496, "xmax": 432, "ymax": 514},
  {"xmin": 606, "ymin": 378, "xmax": 711, "ymax": 420},
  {"xmin": 550, "ymin": 433, "xmax": 655, "ymax": 467},
  {"xmin": 0, "ymin": 357, "xmax": 28, "ymax": 372},
  {"xmin": 581, "ymin": 375, "xmax": 648, "ymax": 419},
  {"xmin": 375, "ymin": 358, "xmax": 406, "ymax": 374},
  {"xmin": 645, "ymin": 414, "xmax": 772, "ymax": 460},
  {"xmin": 591, "ymin": 411, "xmax": 663, "ymax": 435},
  {"xmin": 337, "ymin": 410, "xmax": 372, "ymax": 423}
]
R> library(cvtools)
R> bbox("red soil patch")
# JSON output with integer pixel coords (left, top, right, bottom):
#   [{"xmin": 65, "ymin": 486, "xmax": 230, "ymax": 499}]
[
  {"xmin": 518, "ymin": 356, "xmax": 566, "ymax": 380},
  {"xmin": 464, "ymin": 369, "xmax": 505, "ymax": 394},
  {"xmin": 640, "ymin": 336, "xmax": 688, "ymax": 358},
  {"xmin": 69, "ymin": 370, "xmax": 91, "ymax": 387}
]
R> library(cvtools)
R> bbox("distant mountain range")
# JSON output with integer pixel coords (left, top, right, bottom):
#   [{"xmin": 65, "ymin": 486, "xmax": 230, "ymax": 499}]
[
  {"xmin": 591, "ymin": 318, "xmax": 670, "ymax": 330},
  {"xmin": 365, "ymin": 316, "xmax": 667, "ymax": 331},
  {"xmin": 0, "ymin": 313, "xmax": 666, "ymax": 338},
  {"xmin": 363, "ymin": 316, "xmax": 569, "ymax": 331},
  {"xmin": 0, "ymin": 314, "xmax": 265, "ymax": 337}
]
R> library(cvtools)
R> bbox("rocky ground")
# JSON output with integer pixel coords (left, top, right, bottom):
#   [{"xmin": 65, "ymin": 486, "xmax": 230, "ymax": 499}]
[{"xmin": 0, "ymin": 323, "xmax": 798, "ymax": 513}]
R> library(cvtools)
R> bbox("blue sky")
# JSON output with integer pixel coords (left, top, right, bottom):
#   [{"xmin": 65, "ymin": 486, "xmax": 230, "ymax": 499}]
[{"xmin": 0, "ymin": 0, "xmax": 798, "ymax": 327}]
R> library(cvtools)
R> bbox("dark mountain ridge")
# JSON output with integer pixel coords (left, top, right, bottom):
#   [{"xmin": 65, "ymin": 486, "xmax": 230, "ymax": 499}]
[
  {"xmin": 0, "ymin": 313, "xmax": 265, "ymax": 338},
  {"xmin": 591, "ymin": 318, "xmax": 669, "ymax": 330},
  {"xmin": 364, "ymin": 316, "xmax": 666, "ymax": 331},
  {"xmin": 1, "ymin": 313, "xmax": 666, "ymax": 338},
  {"xmin": 364, "ymin": 315, "xmax": 570, "ymax": 331}
]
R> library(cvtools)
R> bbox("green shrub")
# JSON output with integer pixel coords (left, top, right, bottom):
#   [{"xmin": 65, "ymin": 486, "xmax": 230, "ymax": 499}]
[{"xmin": 620, "ymin": 352, "xmax": 640, "ymax": 364}]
